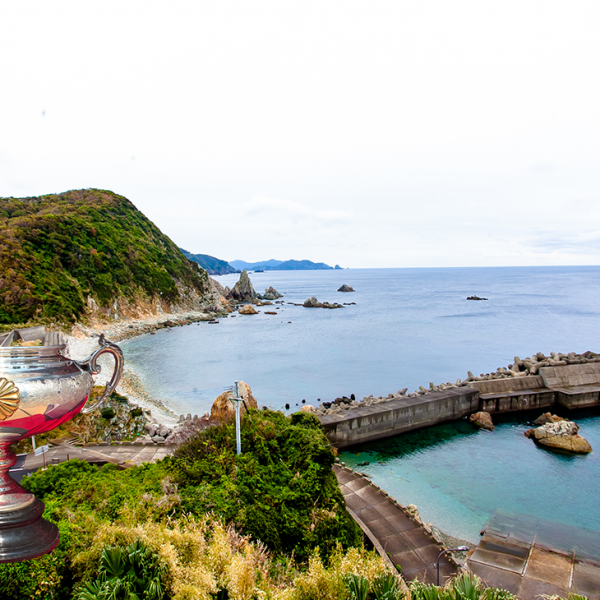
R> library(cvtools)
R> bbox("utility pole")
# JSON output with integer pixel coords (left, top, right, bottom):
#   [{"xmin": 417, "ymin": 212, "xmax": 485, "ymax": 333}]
[{"xmin": 233, "ymin": 381, "xmax": 242, "ymax": 455}]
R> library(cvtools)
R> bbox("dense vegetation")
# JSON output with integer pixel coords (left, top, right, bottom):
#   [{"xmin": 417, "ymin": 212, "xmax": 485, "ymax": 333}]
[
  {"xmin": 0, "ymin": 410, "xmax": 579, "ymax": 599},
  {"xmin": 0, "ymin": 410, "xmax": 362, "ymax": 598},
  {"xmin": 181, "ymin": 248, "xmax": 238, "ymax": 275},
  {"xmin": 0, "ymin": 189, "xmax": 210, "ymax": 325}
]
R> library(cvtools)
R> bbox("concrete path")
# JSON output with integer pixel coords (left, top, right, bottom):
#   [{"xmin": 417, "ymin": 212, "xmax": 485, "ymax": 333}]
[
  {"xmin": 468, "ymin": 530, "xmax": 600, "ymax": 599},
  {"xmin": 334, "ymin": 465, "xmax": 457, "ymax": 585}
]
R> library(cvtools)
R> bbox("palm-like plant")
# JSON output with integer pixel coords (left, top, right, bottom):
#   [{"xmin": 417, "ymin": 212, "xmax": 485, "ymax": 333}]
[
  {"xmin": 371, "ymin": 572, "xmax": 405, "ymax": 600},
  {"xmin": 344, "ymin": 573, "xmax": 371, "ymax": 600},
  {"xmin": 77, "ymin": 541, "xmax": 166, "ymax": 600}
]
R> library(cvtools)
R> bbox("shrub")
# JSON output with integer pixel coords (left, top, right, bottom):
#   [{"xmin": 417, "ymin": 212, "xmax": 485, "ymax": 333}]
[{"xmin": 172, "ymin": 410, "xmax": 362, "ymax": 561}]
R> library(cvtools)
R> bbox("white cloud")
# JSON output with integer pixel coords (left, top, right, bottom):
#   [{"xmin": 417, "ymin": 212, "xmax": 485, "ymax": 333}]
[
  {"xmin": 244, "ymin": 194, "xmax": 353, "ymax": 227},
  {"xmin": 0, "ymin": 1, "xmax": 599, "ymax": 267}
]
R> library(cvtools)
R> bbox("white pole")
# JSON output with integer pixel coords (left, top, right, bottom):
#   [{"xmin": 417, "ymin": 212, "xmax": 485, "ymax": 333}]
[
  {"xmin": 234, "ymin": 381, "xmax": 241, "ymax": 455},
  {"xmin": 32, "ymin": 435, "xmax": 37, "ymax": 451}
]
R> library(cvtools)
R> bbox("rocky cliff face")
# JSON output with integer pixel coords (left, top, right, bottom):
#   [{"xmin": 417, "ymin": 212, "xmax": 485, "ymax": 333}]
[{"xmin": 0, "ymin": 189, "xmax": 221, "ymax": 326}]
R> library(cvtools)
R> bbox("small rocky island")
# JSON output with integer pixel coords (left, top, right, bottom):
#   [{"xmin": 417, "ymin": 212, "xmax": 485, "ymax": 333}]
[
  {"xmin": 525, "ymin": 413, "xmax": 592, "ymax": 454},
  {"xmin": 337, "ymin": 284, "xmax": 355, "ymax": 292},
  {"xmin": 303, "ymin": 296, "xmax": 343, "ymax": 309}
]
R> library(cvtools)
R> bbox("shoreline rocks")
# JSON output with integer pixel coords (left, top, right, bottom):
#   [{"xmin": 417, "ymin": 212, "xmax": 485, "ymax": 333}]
[
  {"xmin": 210, "ymin": 381, "xmax": 258, "ymax": 421},
  {"xmin": 239, "ymin": 304, "xmax": 258, "ymax": 315},
  {"xmin": 469, "ymin": 411, "xmax": 495, "ymax": 431}
]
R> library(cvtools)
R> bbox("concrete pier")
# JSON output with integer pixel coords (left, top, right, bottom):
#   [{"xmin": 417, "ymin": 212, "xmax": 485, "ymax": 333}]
[{"xmin": 318, "ymin": 364, "xmax": 600, "ymax": 448}]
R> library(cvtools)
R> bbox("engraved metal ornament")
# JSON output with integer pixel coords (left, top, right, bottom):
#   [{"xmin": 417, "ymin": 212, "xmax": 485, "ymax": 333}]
[
  {"xmin": 0, "ymin": 378, "xmax": 19, "ymax": 422},
  {"xmin": 0, "ymin": 330, "xmax": 124, "ymax": 563}
]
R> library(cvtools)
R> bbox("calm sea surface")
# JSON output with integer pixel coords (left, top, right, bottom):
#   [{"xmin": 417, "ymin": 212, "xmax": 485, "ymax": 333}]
[{"xmin": 121, "ymin": 266, "xmax": 600, "ymax": 541}]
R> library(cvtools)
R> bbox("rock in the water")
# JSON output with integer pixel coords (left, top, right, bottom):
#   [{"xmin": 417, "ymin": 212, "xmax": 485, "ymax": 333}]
[
  {"xmin": 466, "ymin": 295, "xmax": 488, "ymax": 301},
  {"xmin": 337, "ymin": 284, "xmax": 355, "ymax": 292},
  {"xmin": 262, "ymin": 286, "xmax": 283, "ymax": 300},
  {"xmin": 470, "ymin": 411, "xmax": 495, "ymax": 431},
  {"xmin": 303, "ymin": 296, "xmax": 343, "ymax": 309},
  {"xmin": 300, "ymin": 404, "xmax": 315, "ymax": 413},
  {"xmin": 210, "ymin": 381, "xmax": 258, "ymax": 421},
  {"xmin": 303, "ymin": 296, "xmax": 322, "ymax": 307},
  {"xmin": 231, "ymin": 270, "xmax": 256, "ymax": 302},
  {"xmin": 239, "ymin": 304, "xmax": 258, "ymax": 315},
  {"xmin": 526, "ymin": 420, "xmax": 591, "ymax": 454}
]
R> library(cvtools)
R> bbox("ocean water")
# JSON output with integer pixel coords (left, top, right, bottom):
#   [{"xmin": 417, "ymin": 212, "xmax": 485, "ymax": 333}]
[
  {"xmin": 121, "ymin": 266, "xmax": 600, "ymax": 541},
  {"xmin": 339, "ymin": 411, "xmax": 600, "ymax": 545}
]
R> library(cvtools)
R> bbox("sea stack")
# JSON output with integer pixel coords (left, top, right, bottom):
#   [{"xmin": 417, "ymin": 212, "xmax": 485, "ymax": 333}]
[{"xmin": 231, "ymin": 270, "xmax": 256, "ymax": 302}]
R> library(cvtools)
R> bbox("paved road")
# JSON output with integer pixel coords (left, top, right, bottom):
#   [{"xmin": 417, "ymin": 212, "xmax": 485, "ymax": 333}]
[{"xmin": 11, "ymin": 443, "xmax": 171, "ymax": 478}]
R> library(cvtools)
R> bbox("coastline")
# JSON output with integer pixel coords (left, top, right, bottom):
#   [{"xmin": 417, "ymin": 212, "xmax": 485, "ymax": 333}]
[{"xmin": 65, "ymin": 308, "xmax": 219, "ymax": 426}]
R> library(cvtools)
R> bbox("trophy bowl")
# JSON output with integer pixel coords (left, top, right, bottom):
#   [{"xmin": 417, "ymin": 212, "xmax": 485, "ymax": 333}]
[{"xmin": 0, "ymin": 329, "xmax": 124, "ymax": 562}]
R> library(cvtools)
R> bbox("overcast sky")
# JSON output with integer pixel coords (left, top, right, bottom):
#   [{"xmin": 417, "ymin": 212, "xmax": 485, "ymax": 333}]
[{"xmin": 1, "ymin": 2, "xmax": 599, "ymax": 268}]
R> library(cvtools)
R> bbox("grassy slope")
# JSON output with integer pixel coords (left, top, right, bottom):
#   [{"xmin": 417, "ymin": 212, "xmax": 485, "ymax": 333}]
[{"xmin": 0, "ymin": 189, "xmax": 210, "ymax": 325}]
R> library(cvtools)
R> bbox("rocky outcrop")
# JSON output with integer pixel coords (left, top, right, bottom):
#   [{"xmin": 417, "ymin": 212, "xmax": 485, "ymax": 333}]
[
  {"xmin": 525, "ymin": 419, "xmax": 592, "ymax": 454},
  {"xmin": 261, "ymin": 286, "xmax": 283, "ymax": 300},
  {"xmin": 210, "ymin": 278, "xmax": 226, "ymax": 295},
  {"xmin": 231, "ymin": 270, "xmax": 256, "ymax": 303},
  {"xmin": 534, "ymin": 412, "xmax": 565, "ymax": 426},
  {"xmin": 467, "ymin": 296, "xmax": 488, "ymax": 301},
  {"xmin": 470, "ymin": 411, "xmax": 494, "ymax": 431},
  {"xmin": 337, "ymin": 284, "xmax": 355, "ymax": 292},
  {"xmin": 210, "ymin": 381, "xmax": 258, "ymax": 421},
  {"xmin": 239, "ymin": 304, "xmax": 258, "ymax": 315},
  {"xmin": 303, "ymin": 296, "xmax": 343, "ymax": 309}
]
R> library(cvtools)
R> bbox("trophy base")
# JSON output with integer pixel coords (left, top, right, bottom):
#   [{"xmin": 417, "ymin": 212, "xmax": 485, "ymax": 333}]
[{"xmin": 0, "ymin": 496, "xmax": 59, "ymax": 563}]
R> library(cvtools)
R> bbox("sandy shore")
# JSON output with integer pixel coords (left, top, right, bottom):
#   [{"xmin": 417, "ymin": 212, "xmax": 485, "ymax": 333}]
[{"xmin": 64, "ymin": 309, "xmax": 216, "ymax": 426}]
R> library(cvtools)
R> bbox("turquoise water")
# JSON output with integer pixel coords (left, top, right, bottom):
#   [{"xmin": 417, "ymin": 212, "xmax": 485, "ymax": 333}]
[
  {"xmin": 340, "ymin": 410, "xmax": 600, "ymax": 543},
  {"xmin": 121, "ymin": 266, "xmax": 600, "ymax": 542}
]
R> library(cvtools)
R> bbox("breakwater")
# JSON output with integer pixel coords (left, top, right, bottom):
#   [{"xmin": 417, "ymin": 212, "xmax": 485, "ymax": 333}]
[{"xmin": 318, "ymin": 356, "xmax": 600, "ymax": 448}]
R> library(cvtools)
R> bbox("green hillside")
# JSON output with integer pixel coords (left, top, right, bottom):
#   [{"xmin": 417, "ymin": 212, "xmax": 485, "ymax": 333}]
[{"xmin": 0, "ymin": 189, "xmax": 210, "ymax": 325}]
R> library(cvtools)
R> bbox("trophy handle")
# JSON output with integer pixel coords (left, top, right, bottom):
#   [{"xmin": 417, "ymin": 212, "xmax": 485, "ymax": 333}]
[{"xmin": 76, "ymin": 335, "xmax": 124, "ymax": 414}]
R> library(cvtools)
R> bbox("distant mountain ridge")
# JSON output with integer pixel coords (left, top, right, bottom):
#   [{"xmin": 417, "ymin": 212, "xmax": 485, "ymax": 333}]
[
  {"xmin": 181, "ymin": 248, "xmax": 238, "ymax": 275},
  {"xmin": 230, "ymin": 259, "xmax": 339, "ymax": 271},
  {"xmin": 229, "ymin": 259, "xmax": 284, "ymax": 270}
]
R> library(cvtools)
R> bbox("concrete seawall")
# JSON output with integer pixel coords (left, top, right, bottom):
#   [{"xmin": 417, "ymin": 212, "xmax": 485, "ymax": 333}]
[
  {"xmin": 319, "ymin": 387, "xmax": 479, "ymax": 448},
  {"xmin": 318, "ymin": 363, "xmax": 600, "ymax": 448}
]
